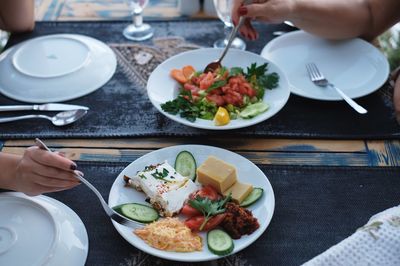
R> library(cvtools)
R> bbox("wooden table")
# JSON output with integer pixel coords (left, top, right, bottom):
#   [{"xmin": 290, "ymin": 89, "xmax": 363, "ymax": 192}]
[{"xmin": 2, "ymin": 138, "xmax": 399, "ymax": 167}]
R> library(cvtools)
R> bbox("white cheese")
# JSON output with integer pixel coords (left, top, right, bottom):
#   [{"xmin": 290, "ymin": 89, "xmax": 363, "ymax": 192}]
[{"xmin": 131, "ymin": 161, "xmax": 199, "ymax": 217}]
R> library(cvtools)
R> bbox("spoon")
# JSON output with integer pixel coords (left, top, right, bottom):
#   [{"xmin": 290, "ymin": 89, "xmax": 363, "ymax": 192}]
[
  {"xmin": 0, "ymin": 109, "xmax": 88, "ymax": 126},
  {"xmin": 35, "ymin": 138, "xmax": 144, "ymax": 229},
  {"xmin": 204, "ymin": 0, "xmax": 252, "ymax": 73}
]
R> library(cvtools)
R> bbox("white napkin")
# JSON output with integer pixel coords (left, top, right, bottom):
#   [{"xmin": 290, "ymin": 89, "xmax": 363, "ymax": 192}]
[{"xmin": 303, "ymin": 205, "xmax": 400, "ymax": 266}]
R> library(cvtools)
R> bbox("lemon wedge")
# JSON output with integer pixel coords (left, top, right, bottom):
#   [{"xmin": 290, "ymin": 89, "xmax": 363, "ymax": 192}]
[{"xmin": 214, "ymin": 107, "xmax": 230, "ymax": 126}]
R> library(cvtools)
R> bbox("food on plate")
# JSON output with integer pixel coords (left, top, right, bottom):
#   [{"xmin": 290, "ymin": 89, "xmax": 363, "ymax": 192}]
[
  {"xmin": 240, "ymin": 187, "xmax": 264, "ymax": 207},
  {"xmin": 123, "ymin": 161, "xmax": 199, "ymax": 217},
  {"xmin": 222, "ymin": 181, "xmax": 253, "ymax": 204},
  {"xmin": 185, "ymin": 188, "xmax": 231, "ymax": 231},
  {"xmin": 197, "ymin": 156, "xmax": 237, "ymax": 194},
  {"xmin": 161, "ymin": 63, "xmax": 279, "ymax": 125},
  {"xmin": 207, "ymin": 229, "xmax": 234, "ymax": 256},
  {"xmin": 134, "ymin": 217, "xmax": 202, "ymax": 252},
  {"xmin": 121, "ymin": 152, "xmax": 263, "ymax": 256},
  {"xmin": 221, "ymin": 202, "xmax": 260, "ymax": 239},
  {"xmin": 214, "ymin": 106, "xmax": 230, "ymax": 126},
  {"xmin": 174, "ymin": 150, "xmax": 197, "ymax": 181},
  {"xmin": 113, "ymin": 203, "xmax": 159, "ymax": 223}
]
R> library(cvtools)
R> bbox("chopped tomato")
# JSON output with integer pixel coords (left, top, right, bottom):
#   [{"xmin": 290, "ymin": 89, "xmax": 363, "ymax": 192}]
[
  {"xmin": 170, "ymin": 69, "xmax": 187, "ymax": 84},
  {"xmin": 191, "ymin": 184, "xmax": 221, "ymax": 201},
  {"xmin": 181, "ymin": 204, "xmax": 201, "ymax": 217},
  {"xmin": 182, "ymin": 65, "xmax": 196, "ymax": 80},
  {"xmin": 199, "ymin": 72, "xmax": 215, "ymax": 90},
  {"xmin": 184, "ymin": 214, "xmax": 226, "ymax": 231}
]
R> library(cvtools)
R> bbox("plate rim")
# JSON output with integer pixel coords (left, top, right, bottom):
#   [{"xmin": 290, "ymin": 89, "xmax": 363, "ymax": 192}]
[
  {"xmin": 146, "ymin": 47, "xmax": 291, "ymax": 130},
  {"xmin": 261, "ymin": 30, "xmax": 390, "ymax": 101},
  {"xmin": 0, "ymin": 192, "xmax": 89, "ymax": 266},
  {"xmin": 0, "ymin": 33, "xmax": 117, "ymax": 103},
  {"xmin": 108, "ymin": 144, "xmax": 275, "ymax": 262}
]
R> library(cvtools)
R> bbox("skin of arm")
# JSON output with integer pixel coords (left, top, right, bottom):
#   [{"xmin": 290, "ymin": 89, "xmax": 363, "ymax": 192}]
[
  {"xmin": 233, "ymin": 0, "xmax": 400, "ymax": 42},
  {"xmin": 0, "ymin": 0, "xmax": 35, "ymax": 32},
  {"xmin": 0, "ymin": 147, "xmax": 80, "ymax": 196}
]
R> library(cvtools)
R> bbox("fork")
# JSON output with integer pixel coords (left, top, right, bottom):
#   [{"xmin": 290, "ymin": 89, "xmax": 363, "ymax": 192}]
[
  {"xmin": 306, "ymin": 63, "xmax": 367, "ymax": 114},
  {"xmin": 35, "ymin": 138, "xmax": 144, "ymax": 229}
]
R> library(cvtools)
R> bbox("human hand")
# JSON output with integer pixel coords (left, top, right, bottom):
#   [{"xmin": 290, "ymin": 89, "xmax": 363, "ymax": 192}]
[
  {"xmin": 14, "ymin": 146, "xmax": 81, "ymax": 196},
  {"xmin": 232, "ymin": 0, "xmax": 295, "ymax": 40}
]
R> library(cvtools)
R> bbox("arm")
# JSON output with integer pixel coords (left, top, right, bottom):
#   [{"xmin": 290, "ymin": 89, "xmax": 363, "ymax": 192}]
[
  {"xmin": 233, "ymin": 0, "xmax": 400, "ymax": 41},
  {"xmin": 0, "ymin": 147, "xmax": 80, "ymax": 196},
  {"xmin": 0, "ymin": 0, "xmax": 35, "ymax": 32}
]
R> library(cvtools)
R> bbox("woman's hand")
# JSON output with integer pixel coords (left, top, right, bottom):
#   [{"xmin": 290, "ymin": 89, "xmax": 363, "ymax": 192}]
[
  {"xmin": 14, "ymin": 146, "xmax": 80, "ymax": 196},
  {"xmin": 232, "ymin": 0, "xmax": 296, "ymax": 40}
]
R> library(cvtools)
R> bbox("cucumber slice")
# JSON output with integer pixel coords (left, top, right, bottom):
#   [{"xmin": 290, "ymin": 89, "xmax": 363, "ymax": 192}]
[
  {"xmin": 207, "ymin": 229, "xmax": 234, "ymax": 256},
  {"xmin": 114, "ymin": 203, "xmax": 159, "ymax": 223},
  {"xmin": 174, "ymin": 150, "xmax": 197, "ymax": 180},
  {"xmin": 239, "ymin": 102, "xmax": 269, "ymax": 119},
  {"xmin": 240, "ymin": 187, "xmax": 263, "ymax": 207}
]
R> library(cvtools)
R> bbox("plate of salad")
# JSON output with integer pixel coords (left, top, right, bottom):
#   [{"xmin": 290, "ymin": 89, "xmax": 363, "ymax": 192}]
[
  {"xmin": 108, "ymin": 145, "xmax": 275, "ymax": 262},
  {"xmin": 147, "ymin": 48, "xmax": 290, "ymax": 130}
]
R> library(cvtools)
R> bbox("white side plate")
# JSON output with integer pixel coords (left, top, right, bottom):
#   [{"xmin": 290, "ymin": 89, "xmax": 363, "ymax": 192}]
[
  {"xmin": 108, "ymin": 145, "xmax": 275, "ymax": 262},
  {"xmin": 261, "ymin": 30, "xmax": 389, "ymax": 101},
  {"xmin": 0, "ymin": 34, "xmax": 117, "ymax": 103},
  {"xmin": 0, "ymin": 192, "xmax": 88, "ymax": 266}
]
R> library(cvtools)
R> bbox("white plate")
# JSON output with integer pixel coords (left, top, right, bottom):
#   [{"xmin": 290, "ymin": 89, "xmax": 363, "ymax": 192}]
[
  {"xmin": 261, "ymin": 30, "xmax": 390, "ymax": 101},
  {"xmin": 0, "ymin": 192, "xmax": 88, "ymax": 266},
  {"xmin": 108, "ymin": 145, "xmax": 275, "ymax": 262},
  {"xmin": 0, "ymin": 34, "xmax": 117, "ymax": 103},
  {"xmin": 147, "ymin": 48, "xmax": 290, "ymax": 130}
]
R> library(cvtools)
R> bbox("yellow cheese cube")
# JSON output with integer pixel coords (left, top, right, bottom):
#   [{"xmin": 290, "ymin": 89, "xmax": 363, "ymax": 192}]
[
  {"xmin": 196, "ymin": 156, "xmax": 237, "ymax": 194},
  {"xmin": 223, "ymin": 181, "xmax": 253, "ymax": 204}
]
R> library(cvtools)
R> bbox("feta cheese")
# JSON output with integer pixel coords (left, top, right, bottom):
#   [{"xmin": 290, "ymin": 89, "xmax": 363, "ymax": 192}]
[{"xmin": 128, "ymin": 161, "xmax": 199, "ymax": 217}]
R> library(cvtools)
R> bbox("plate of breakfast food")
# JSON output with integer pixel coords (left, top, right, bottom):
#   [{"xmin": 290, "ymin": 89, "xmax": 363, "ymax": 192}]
[
  {"xmin": 108, "ymin": 145, "xmax": 275, "ymax": 262},
  {"xmin": 147, "ymin": 48, "xmax": 290, "ymax": 130}
]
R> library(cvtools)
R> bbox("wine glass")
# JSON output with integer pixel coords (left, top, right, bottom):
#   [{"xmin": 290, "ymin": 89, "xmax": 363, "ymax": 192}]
[
  {"xmin": 213, "ymin": 0, "xmax": 246, "ymax": 50},
  {"xmin": 123, "ymin": 0, "xmax": 154, "ymax": 41}
]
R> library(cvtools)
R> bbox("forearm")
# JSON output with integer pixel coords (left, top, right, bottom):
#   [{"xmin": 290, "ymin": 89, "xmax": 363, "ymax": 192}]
[
  {"xmin": 288, "ymin": 0, "xmax": 372, "ymax": 40},
  {"xmin": 288, "ymin": 0, "xmax": 400, "ymax": 41},
  {"xmin": 0, "ymin": 152, "xmax": 20, "ymax": 191},
  {"xmin": 0, "ymin": 0, "xmax": 35, "ymax": 32}
]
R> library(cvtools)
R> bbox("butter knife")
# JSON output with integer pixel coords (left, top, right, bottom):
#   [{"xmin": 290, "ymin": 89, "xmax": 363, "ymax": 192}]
[{"xmin": 0, "ymin": 103, "xmax": 89, "ymax": 112}]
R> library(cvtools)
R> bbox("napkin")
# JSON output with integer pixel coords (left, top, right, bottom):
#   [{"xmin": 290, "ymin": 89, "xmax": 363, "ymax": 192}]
[{"xmin": 303, "ymin": 205, "xmax": 400, "ymax": 266}]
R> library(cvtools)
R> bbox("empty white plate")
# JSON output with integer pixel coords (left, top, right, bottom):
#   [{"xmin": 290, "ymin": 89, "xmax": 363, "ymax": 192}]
[
  {"xmin": 0, "ymin": 192, "xmax": 88, "ymax": 266},
  {"xmin": 261, "ymin": 31, "xmax": 390, "ymax": 101},
  {"xmin": 0, "ymin": 34, "xmax": 117, "ymax": 103}
]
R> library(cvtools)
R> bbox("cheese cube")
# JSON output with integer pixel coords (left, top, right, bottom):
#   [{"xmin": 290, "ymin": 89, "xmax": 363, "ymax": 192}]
[
  {"xmin": 196, "ymin": 156, "xmax": 237, "ymax": 193},
  {"xmin": 223, "ymin": 181, "xmax": 253, "ymax": 204}
]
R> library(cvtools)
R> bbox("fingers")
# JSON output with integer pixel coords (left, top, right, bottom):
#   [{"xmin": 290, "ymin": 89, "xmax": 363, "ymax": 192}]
[
  {"xmin": 23, "ymin": 182, "xmax": 80, "ymax": 197},
  {"xmin": 29, "ymin": 172, "xmax": 80, "ymax": 188},
  {"xmin": 26, "ymin": 146, "xmax": 77, "ymax": 171}
]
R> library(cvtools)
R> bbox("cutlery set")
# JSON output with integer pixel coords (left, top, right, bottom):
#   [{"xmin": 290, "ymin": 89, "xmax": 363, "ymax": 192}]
[{"xmin": 0, "ymin": 103, "xmax": 89, "ymax": 126}]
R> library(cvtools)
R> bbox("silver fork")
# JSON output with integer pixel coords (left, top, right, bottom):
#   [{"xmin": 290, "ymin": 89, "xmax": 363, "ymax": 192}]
[
  {"xmin": 306, "ymin": 63, "xmax": 367, "ymax": 114},
  {"xmin": 35, "ymin": 138, "xmax": 144, "ymax": 229}
]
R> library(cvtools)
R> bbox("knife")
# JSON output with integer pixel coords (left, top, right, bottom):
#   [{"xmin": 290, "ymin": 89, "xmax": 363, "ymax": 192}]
[{"xmin": 0, "ymin": 103, "xmax": 89, "ymax": 112}]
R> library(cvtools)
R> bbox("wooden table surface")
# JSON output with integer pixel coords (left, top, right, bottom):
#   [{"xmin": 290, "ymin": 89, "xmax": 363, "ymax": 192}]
[{"xmin": 1, "ymin": 138, "xmax": 399, "ymax": 167}]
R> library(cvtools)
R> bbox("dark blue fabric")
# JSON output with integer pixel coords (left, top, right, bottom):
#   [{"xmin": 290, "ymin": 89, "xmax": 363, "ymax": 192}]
[
  {"xmin": 0, "ymin": 21, "xmax": 399, "ymax": 139},
  {"xmin": 39, "ymin": 161, "xmax": 400, "ymax": 266}
]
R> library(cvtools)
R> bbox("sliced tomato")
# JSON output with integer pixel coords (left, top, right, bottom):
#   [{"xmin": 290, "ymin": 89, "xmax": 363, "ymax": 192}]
[
  {"xmin": 184, "ymin": 213, "xmax": 226, "ymax": 231},
  {"xmin": 181, "ymin": 204, "xmax": 201, "ymax": 217},
  {"xmin": 191, "ymin": 184, "xmax": 221, "ymax": 201}
]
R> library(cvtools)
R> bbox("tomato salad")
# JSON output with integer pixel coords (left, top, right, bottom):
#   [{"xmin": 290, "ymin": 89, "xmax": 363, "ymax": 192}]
[{"xmin": 161, "ymin": 63, "xmax": 279, "ymax": 125}]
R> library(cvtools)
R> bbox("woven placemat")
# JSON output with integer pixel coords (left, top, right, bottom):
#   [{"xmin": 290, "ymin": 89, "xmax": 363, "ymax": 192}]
[{"xmin": 0, "ymin": 21, "xmax": 399, "ymax": 139}]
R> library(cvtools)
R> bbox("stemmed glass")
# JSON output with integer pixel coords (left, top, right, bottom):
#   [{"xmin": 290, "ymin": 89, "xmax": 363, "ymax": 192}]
[
  {"xmin": 123, "ymin": 0, "xmax": 154, "ymax": 41},
  {"xmin": 213, "ymin": 0, "xmax": 246, "ymax": 50}
]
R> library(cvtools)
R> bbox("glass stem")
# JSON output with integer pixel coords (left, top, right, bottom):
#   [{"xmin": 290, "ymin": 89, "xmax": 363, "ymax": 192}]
[
  {"xmin": 223, "ymin": 25, "xmax": 232, "ymax": 46},
  {"xmin": 132, "ymin": 12, "xmax": 143, "ymax": 28}
]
